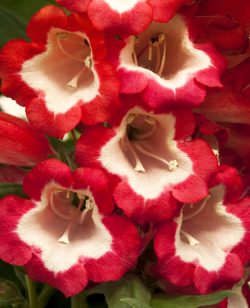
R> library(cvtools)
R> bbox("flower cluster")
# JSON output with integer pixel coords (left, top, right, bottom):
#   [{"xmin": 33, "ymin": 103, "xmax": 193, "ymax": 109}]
[{"xmin": 0, "ymin": 0, "xmax": 250, "ymax": 306}]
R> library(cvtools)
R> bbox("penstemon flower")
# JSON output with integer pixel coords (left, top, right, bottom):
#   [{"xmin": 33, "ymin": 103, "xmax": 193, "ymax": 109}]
[
  {"xmin": 153, "ymin": 166, "xmax": 250, "ymax": 293},
  {"xmin": 0, "ymin": 159, "xmax": 141, "ymax": 296},
  {"xmin": 56, "ymin": 0, "xmax": 191, "ymax": 34},
  {"xmin": 0, "ymin": 0, "xmax": 249, "ymax": 306},
  {"xmin": 0, "ymin": 5, "xmax": 120, "ymax": 138},
  {"xmin": 111, "ymin": 13, "xmax": 225, "ymax": 109},
  {"xmin": 76, "ymin": 96, "xmax": 218, "ymax": 223}
]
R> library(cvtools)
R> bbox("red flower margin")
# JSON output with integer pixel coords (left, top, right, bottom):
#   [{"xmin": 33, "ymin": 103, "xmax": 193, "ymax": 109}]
[
  {"xmin": 0, "ymin": 112, "xmax": 53, "ymax": 166},
  {"xmin": 110, "ymin": 13, "xmax": 225, "ymax": 109},
  {"xmin": 56, "ymin": 0, "xmax": 190, "ymax": 34},
  {"xmin": 153, "ymin": 166, "xmax": 250, "ymax": 294},
  {"xmin": 76, "ymin": 97, "xmax": 218, "ymax": 224},
  {"xmin": 0, "ymin": 5, "xmax": 120, "ymax": 138},
  {"xmin": 0, "ymin": 159, "xmax": 141, "ymax": 297}
]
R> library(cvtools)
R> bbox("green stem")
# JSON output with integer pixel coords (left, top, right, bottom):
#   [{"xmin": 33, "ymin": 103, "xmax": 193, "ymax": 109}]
[
  {"xmin": 37, "ymin": 285, "xmax": 55, "ymax": 308},
  {"xmin": 71, "ymin": 292, "xmax": 89, "ymax": 308},
  {"xmin": 25, "ymin": 275, "xmax": 37, "ymax": 308}
]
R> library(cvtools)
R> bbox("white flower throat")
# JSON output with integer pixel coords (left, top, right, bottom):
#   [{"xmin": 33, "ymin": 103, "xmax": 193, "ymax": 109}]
[
  {"xmin": 180, "ymin": 195, "xmax": 212, "ymax": 247},
  {"xmin": 121, "ymin": 114, "xmax": 178, "ymax": 173},
  {"xmin": 50, "ymin": 189, "xmax": 94, "ymax": 244},
  {"xmin": 133, "ymin": 32, "xmax": 167, "ymax": 77},
  {"xmin": 56, "ymin": 31, "xmax": 92, "ymax": 88}
]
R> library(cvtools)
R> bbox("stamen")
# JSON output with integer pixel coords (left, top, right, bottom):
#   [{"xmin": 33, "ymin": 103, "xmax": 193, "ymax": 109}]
[
  {"xmin": 79, "ymin": 199, "xmax": 94, "ymax": 224},
  {"xmin": 67, "ymin": 67, "xmax": 86, "ymax": 88},
  {"xmin": 183, "ymin": 195, "xmax": 211, "ymax": 221},
  {"xmin": 56, "ymin": 32, "xmax": 83, "ymax": 63},
  {"xmin": 66, "ymin": 190, "xmax": 71, "ymax": 199},
  {"xmin": 121, "ymin": 137, "xmax": 145, "ymax": 173},
  {"xmin": 148, "ymin": 46, "xmax": 153, "ymax": 61},
  {"xmin": 58, "ymin": 196, "xmax": 85, "ymax": 244},
  {"xmin": 50, "ymin": 191, "xmax": 72, "ymax": 220},
  {"xmin": 133, "ymin": 51, "xmax": 138, "ymax": 66},
  {"xmin": 84, "ymin": 56, "xmax": 92, "ymax": 69},
  {"xmin": 157, "ymin": 39, "xmax": 167, "ymax": 77},
  {"xmin": 133, "ymin": 143, "xmax": 178, "ymax": 171},
  {"xmin": 133, "ymin": 116, "xmax": 157, "ymax": 140},
  {"xmin": 181, "ymin": 230, "xmax": 199, "ymax": 246}
]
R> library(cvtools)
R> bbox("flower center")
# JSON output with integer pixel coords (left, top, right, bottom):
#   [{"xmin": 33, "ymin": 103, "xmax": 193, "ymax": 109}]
[
  {"xmin": 180, "ymin": 195, "xmax": 211, "ymax": 246},
  {"xmin": 50, "ymin": 188, "xmax": 94, "ymax": 244},
  {"xmin": 133, "ymin": 32, "xmax": 167, "ymax": 77},
  {"xmin": 120, "ymin": 113, "xmax": 178, "ymax": 173},
  {"xmin": 56, "ymin": 31, "xmax": 93, "ymax": 89}
]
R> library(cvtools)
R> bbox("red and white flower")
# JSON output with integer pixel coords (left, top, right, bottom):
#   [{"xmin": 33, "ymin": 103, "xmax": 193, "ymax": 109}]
[
  {"xmin": 110, "ymin": 13, "xmax": 225, "ymax": 109},
  {"xmin": 0, "ymin": 112, "xmax": 53, "ymax": 166},
  {"xmin": 153, "ymin": 166, "xmax": 250, "ymax": 293},
  {"xmin": 0, "ymin": 159, "xmax": 141, "ymax": 296},
  {"xmin": 56, "ymin": 0, "xmax": 191, "ymax": 34},
  {"xmin": 0, "ymin": 5, "xmax": 120, "ymax": 138},
  {"xmin": 76, "ymin": 96, "xmax": 218, "ymax": 223}
]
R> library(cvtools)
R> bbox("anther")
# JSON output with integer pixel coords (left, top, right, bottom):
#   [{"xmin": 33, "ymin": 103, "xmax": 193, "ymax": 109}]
[
  {"xmin": 56, "ymin": 32, "xmax": 70, "ymax": 40},
  {"xmin": 84, "ymin": 56, "xmax": 92, "ymax": 69}
]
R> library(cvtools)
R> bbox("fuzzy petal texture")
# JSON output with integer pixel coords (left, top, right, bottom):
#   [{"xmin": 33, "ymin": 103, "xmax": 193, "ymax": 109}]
[
  {"xmin": 153, "ymin": 167, "xmax": 250, "ymax": 293},
  {"xmin": 112, "ymin": 13, "xmax": 225, "ymax": 110},
  {"xmin": 197, "ymin": 57, "xmax": 250, "ymax": 125},
  {"xmin": 0, "ymin": 112, "xmax": 53, "ymax": 166},
  {"xmin": 0, "ymin": 160, "xmax": 141, "ymax": 296},
  {"xmin": 88, "ymin": 0, "xmax": 153, "ymax": 35},
  {"xmin": 76, "ymin": 97, "xmax": 218, "ymax": 223},
  {"xmin": 0, "ymin": 5, "xmax": 120, "ymax": 138}
]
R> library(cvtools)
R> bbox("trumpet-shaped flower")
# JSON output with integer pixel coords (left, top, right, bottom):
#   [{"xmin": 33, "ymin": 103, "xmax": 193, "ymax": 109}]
[
  {"xmin": 153, "ymin": 166, "xmax": 250, "ymax": 293},
  {"xmin": 0, "ymin": 5, "xmax": 120, "ymax": 138},
  {"xmin": 76, "ymin": 97, "xmax": 218, "ymax": 223},
  {"xmin": 56, "ymin": 0, "xmax": 191, "ymax": 34},
  {"xmin": 0, "ymin": 159, "xmax": 141, "ymax": 296},
  {"xmin": 111, "ymin": 13, "xmax": 225, "ymax": 109}
]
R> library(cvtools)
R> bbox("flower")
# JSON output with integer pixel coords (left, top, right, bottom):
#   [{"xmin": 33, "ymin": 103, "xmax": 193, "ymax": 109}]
[
  {"xmin": 0, "ymin": 5, "xmax": 120, "ymax": 138},
  {"xmin": 0, "ymin": 112, "xmax": 53, "ymax": 166},
  {"xmin": 111, "ymin": 13, "xmax": 225, "ymax": 109},
  {"xmin": 56, "ymin": 0, "xmax": 191, "ymax": 34},
  {"xmin": 76, "ymin": 96, "xmax": 218, "ymax": 223},
  {"xmin": 0, "ymin": 159, "xmax": 141, "ymax": 296},
  {"xmin": 153, "ymin": 166, "xmax": 250, "ymax": 293}
]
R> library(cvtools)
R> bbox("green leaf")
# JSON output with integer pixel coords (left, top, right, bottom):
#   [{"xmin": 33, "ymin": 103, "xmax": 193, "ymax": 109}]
[
  {"xmin": 0, "ymin": 0, "xmax": 53, "ymax": 21},
  {"xmin": 0, "ymin": 278, "xmax": 28, "ymax": 308},
  {"xmin": 0, "ymin": 8, "xmax": 26, "ymax": 47},
  {"xmin": 150, "ymin": 290, "xmax": 234, "ymax": 308},
  {"xmin": 14, "ymin": 267, "xmax": 26, "ymax": 289},
  {"xmin": 86, "ymin": 275, "xmax": 152, "ymax": 308},
  {"xmin": 120, "ymin": 298, "xmax": 152, "ymax": 308},
  {"xmin": 48, "ymin": 136, "xmax": 77, "ymax": 170},
  {"xmin": 0, "ymin": 183, "xmax": 26, "ymax": 199}
]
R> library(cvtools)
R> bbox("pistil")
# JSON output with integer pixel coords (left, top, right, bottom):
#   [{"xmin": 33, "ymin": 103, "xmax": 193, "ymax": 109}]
[
  {"xmin": 50, "ymin": 189, "xmax": 94, "ymax": 244},
  {"xmin": 56, "ymin": 31, "xmax": 92, "ymax": 89},
  {"xmin": 180, "ymin": 230, "xmax": 199, "ymax": 246}
]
